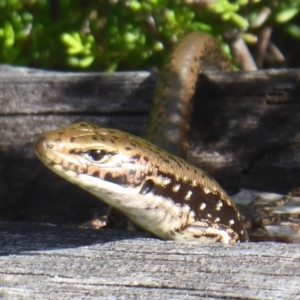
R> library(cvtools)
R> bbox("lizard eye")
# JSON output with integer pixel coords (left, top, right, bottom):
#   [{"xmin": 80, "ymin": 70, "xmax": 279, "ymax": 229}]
[{"xmin": 83, "ymin": 149, "xmax": 111, "ymax": 162}]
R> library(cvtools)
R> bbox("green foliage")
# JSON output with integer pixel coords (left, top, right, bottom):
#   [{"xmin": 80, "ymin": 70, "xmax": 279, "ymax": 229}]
[{"xmin": 0, "ymin": 0, "xmax": 299, "ymax": 71}]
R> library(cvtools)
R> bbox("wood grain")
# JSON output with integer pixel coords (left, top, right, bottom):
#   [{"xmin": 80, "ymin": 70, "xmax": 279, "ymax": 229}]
[
  {"xmin": 0, "ymin": 222, "xmax": 300, "ymax": 300},
  {"xmin": 0, "ymin": 66, "xmax": 299, "ymax": 225},
  {"xmin": 0, "ymin": 66, "xmax": 300, "ymax": 299}
]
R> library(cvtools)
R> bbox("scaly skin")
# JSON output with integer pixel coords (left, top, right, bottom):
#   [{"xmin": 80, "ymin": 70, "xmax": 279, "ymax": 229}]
[
  {"xmin": 36, "ymin": 122, "xmax": 248, "ymax": 243},
  {"xmin": 35, "ymin": 32, "xmax": 249, "ymax": 243},
  {"xmin": 147, "ymin": 32, "xmax": 232, "ymax": 158}
]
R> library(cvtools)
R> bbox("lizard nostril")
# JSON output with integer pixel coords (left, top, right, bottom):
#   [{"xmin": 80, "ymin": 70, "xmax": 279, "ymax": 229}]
[
  {"xmin": 35, "ymin": 136, "xmax": 56, "ymax": 156},
  {"xmin": 45, "ymin": 140, "xmax": 55, "ymax": 150}
]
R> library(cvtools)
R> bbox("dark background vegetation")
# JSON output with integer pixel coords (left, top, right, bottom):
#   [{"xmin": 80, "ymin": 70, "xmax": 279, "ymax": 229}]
[{"xmin": 1, "ymin": 0, "xmax": 300, "ymax": 71}]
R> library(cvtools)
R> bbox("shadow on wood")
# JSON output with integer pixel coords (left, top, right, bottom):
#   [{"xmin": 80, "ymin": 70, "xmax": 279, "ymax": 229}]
[
  {"xmin": 0, "ymin": 66, "xmax": 299, "ymax": 226},
  {"xmin": 0, "ymin": 66, "xmax": 300, "ymax": 299}
]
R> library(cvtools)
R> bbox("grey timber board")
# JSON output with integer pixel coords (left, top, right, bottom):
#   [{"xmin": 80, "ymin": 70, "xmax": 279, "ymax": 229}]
[
  {"xmin": 0, "ymin": 66, "xmax": 299, "ymax": 228},
  {"xmin": 0, "ymin": 222, "xmax": 299, "ymax": 299},
  {"xmin": 0, "ymin": 67, "xmax": 299, "ymax": 299}
]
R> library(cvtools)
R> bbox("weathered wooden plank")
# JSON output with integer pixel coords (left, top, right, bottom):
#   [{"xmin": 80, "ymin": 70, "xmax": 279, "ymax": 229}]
[
  {"xmin": 1, "ymin": 66, "xmax": 299, "ymax": 299},
  {"xmin": 0, "ymin": 65, "xmax": 154, "ymax": 114},
  {"xmin": 1, "ymin": 66, "xmax": 299, "ymax": 114},
  {"xmin": 0, "ymin": 222, "xmax": 299, "ymax": 300},
  {"xmin": 0, "ymin": 66, "xmax": 299, "ymax": 226}
]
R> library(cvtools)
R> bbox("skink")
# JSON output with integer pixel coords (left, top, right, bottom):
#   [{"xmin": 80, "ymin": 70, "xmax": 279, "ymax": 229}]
[{"xmin": 36, "ymin": 32, "xmax": 249, "ymax": 243}]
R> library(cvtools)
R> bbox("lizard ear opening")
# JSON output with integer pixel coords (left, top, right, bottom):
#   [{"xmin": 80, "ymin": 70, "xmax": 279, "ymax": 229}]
[{"xmin": 140, "ymin": 179, "xmax": 155, "ymax": 195}]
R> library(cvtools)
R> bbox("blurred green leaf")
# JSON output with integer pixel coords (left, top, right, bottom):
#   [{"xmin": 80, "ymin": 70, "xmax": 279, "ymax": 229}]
[
  {"xmin": 275, "ymin": 8, "xmax": 299, "ymax": 23},
  {"xmin": 286, "ymin": 24, "xmax": 300, "ymax": 39},
  {"xmin": 3, "ymin": 22, "xmax": 15, "ymax": 47}
]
